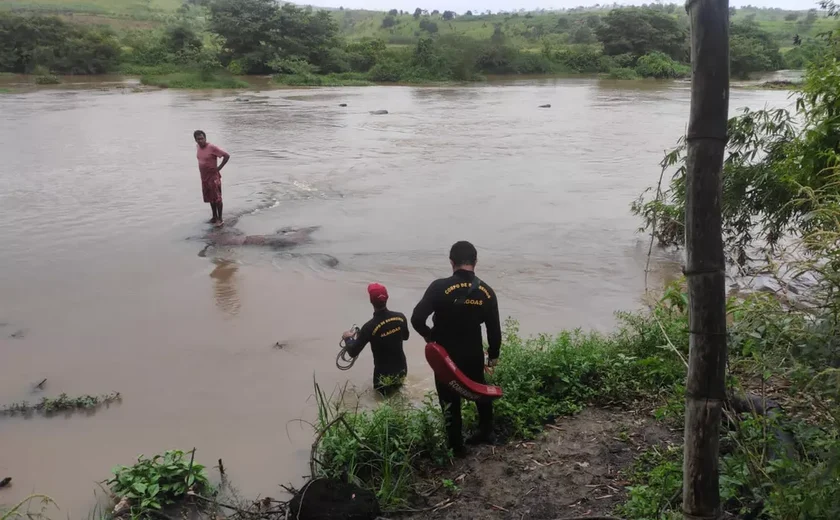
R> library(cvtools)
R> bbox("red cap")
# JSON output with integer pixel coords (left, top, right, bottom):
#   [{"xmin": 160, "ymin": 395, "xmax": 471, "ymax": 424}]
[{"xmin": 368, "ymin": 283, "xmax": 388, "ymax": 304}]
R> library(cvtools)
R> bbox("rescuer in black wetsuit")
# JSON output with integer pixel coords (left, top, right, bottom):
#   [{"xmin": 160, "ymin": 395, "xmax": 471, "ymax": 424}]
[
  {"xmin": 342, "ymin": 283, "xmax": 410, "ymax": 396},
  {"xmin": 411, "ymin": 241, "xmax": 502, "ymax": 456}
]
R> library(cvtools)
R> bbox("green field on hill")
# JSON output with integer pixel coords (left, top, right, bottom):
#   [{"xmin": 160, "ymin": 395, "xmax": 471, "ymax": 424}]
[{"xmin": 1, "ymin": 0, "xmax": 834, "ymax": 49}]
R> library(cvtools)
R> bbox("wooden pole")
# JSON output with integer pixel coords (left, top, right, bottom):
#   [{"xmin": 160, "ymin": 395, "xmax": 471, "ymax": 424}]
[{"xmin": 682, "ymin": 1, "xmax": 730, "ymax": 519}]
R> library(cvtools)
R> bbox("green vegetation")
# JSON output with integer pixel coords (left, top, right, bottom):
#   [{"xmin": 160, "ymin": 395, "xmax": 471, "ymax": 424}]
[
  {"xmin": 34, "ymin": 74, "xmax": 60, "ymax": 84},
  {"xmin": 273, "ymin": 72, "xmax": 373, "ymax": 86},
  {"xmin": 0, "ymin": 1, "xmax": 830, "ymax": 87},
  {"xmin": 0, "ymin": 495, "xmax": 58, "ymax": 520},
  {"xmin": 635, "ymin": 51, "xmax": 690, "ymax": 79},
  {"xmin": 140, "ymin": 71, "xmax": 249, "ymax": 89},
  {"xmin": 1, "ymin": 392, "xmax": 121, "ymax": 416},
  {"xmin": 632, "ymin": 32, "xmax": 840, "ymax": 266},
  {"xmin": 106, "ymin": 449, "xmax": 213, "ymax": 519},
  {"xmin": 621, "ymin": 30, "xmax": 840, "ymax": 519},
  {"xmin": 0, "ymin": 14, "xmax": 121, "ymax": 74}
]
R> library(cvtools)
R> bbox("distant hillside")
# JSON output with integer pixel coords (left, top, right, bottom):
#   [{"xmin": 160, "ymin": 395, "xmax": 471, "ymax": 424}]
[
  {"xmin": 0, "ymin": 0, "xmax": 834, "ymax": 51},
  {"xmin": 332, "ymin": 5, "xmax": 834, "ymax": 50}
]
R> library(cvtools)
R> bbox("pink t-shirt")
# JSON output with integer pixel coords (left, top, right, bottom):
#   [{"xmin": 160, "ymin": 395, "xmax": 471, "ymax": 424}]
[{"xmin": 196, "ymin": 143, "xmax": 227, "ymax": 171}]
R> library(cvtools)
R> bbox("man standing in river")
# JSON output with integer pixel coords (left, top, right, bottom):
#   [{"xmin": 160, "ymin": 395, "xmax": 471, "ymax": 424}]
[
  {"xmin": 341, "ymin": 283, "xmax": 410, "ymax": 397},
  {"xmin": 411, "ymin": 240, "xmax": 502, "ymax": 457},
  {"xmin": 194, "ymin": 130, "xmax": 230, "ymax": 226}
]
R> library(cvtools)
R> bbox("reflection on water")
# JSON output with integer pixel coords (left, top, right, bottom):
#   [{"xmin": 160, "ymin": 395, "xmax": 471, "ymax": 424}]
[{"xmin": 209, "ymin": 259, "xmax": 241, "ymax": 316}]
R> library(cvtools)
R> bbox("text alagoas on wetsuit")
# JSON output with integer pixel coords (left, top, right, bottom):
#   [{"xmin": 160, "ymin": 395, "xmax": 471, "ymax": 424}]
[{"xmin": 373, "ymin": 316, "xmax": 406, "ymax": 335}]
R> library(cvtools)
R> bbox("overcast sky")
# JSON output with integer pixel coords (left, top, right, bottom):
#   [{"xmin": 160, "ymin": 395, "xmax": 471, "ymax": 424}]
[{"xmin": 317, "ymin": 0, "xmax": 815, "ymax": 14}]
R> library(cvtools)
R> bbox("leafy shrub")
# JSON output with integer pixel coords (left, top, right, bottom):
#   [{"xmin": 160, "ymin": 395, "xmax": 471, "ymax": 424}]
[
  {"xmin": 273, "ymin": 72, "xmax": 372, "ymax": 86},
  {"xmin": 368, "ymin": 59, "xmax": 406, "ymax": 82},
  {"xmin": 0, "ymin": 13, "xmax": 122, "ymax": 74},
  {"xmin": 34, "ymin": 74, "xmax": 60, "ymax": 85},
  {"xmin": 635, "ymin": 51, "xmax": 690, "ymax": 79},
  {"xmin": 608, "ymin": 67, "xmax": 639, "ymax": 79},
  {"xmin": 554, "ymin": 46, "xmax": 609, "ymax": 73},
  {"xmin": 107, "ymin": 449, "xmax": 213, "ymax": 518},
  {"xmin": 140, "ymin": 72, "xmax": 249, "ymax": 89}
]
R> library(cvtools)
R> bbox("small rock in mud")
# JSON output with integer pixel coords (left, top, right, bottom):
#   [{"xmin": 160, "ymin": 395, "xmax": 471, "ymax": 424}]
[
  {"xmin": 369, "ymin": 109, "xmax": 388, "ymax": 115},
  {"xmin": 9, "ymin": 329, "xmax": 26, "ymax": 339},
  {"xmin": 339, "ymin": 103, "xmax": 347, "ymax": 107},
  {"xmin": 0, "ymin": 477, "xmax": 11, "ymax": 488},
  {"xmin": 288, "ymin": 479, "xmax": 380, "ymax": 520},
  {"xmin": 539, "ymin": 104, "xmax": 551, "ymax": 108},
  {"xmin": 273, "ymin": 342, "xmax": 288, "ymax": 350}
]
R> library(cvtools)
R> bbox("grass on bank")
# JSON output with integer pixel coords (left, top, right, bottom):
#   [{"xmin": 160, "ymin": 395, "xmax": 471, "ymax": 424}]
[
  {"xmin": 272, "ymin": 72, "xmax": 373, "ymax": 87},
  {"xmin": 312, "ymin": 280, "xmax": 840, "ymax": 517},
  {"xmin": 139, "ymin": 70, "xmax": 250, "ymax": 89}
]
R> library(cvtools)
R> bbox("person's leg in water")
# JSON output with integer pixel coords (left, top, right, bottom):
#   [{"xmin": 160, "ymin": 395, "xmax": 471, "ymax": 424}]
[
  {"xmin": 216, "ymin": 200, "xmax": 223, "ymax": 226},
  {"xmin": 435, "ymin": 378, "xmax": 466, "ymax": 457},
  {"xmin": 209, "ymin": 203, "xmax": 219, "ymax": 224},
  {"xmin": 374, "ymin": 371, "xmax": 405, "ymax": 398}
]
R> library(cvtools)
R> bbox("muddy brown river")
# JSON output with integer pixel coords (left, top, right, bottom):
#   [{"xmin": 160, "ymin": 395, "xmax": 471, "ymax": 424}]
[{"xmin": 0, "ymin": 76, "xmax": 795, "ymax": 516}]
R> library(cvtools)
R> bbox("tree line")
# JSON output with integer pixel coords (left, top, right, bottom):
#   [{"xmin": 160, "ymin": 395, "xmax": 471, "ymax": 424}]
[{"xmin": 0, "ymin": 0, "xmax": 812, "ymax": 82}]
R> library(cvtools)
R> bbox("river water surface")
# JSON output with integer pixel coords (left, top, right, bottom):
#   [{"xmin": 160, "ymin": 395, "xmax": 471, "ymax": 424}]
[{"xmin": 0, "ymin": 77, "xmax": 795, "ymax": 515}]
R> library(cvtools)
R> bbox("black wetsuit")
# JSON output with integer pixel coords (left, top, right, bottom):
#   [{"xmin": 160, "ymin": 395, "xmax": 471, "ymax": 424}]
[
  {"xmin": 411, "ymin": 269, "xmax": 502, "ymax": 450},
  {"xmin": 345, "ymin": 308, "xmax": 410, "ymax": 396}
]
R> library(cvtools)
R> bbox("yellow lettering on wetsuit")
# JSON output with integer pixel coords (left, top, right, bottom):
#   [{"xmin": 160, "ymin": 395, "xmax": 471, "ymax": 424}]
[
  {"xmin": 444, "ymin": 282, "xmax": 493, "ymax": 300},
  {"xmin": 380, "ymin": 326, "xmax": 402, "ymax": 338},
  {"xmin": 444, "ymin": 282, "xmax": 471, "ymax": 295},
  {"xmin": 463, "ymin": 299, "xmax": 483, "ymax": 306},
  {"xmin": 373, "ymin": 316, "xmax": 405, "ymax": 335}
]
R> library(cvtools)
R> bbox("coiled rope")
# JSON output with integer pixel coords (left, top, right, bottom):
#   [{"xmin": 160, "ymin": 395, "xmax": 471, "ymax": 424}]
[{"xmin": 336, "ymin": 326, "xmax": 359, "ymax": 371}]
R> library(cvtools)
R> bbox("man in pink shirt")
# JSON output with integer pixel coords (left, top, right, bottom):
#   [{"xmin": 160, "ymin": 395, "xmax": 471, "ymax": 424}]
[{"xmin": 194, "ymin": 130, "xmax": 230, "ymax": 226}]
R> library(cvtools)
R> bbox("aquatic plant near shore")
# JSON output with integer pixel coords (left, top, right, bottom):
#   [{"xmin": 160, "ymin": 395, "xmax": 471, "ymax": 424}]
[
  {"xmin": 34, "ymin": 75, "xmax": 60, "ymax": 85},
  {"xmin": 1, "ymin": 392, "xmax": 121, "ymax": 417},
  {"xmin": 106, "ymin": 449, "xmax": 213, "ymax": 519}
]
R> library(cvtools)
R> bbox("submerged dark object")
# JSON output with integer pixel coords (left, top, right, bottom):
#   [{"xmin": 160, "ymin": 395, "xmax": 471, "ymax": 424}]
[
  {"xmin": 339, "ymin": 103, "xmax": 347, "ymax": 107},
  {"xmin": 0, "ymin": 477, "xmax": 11, "ymax": 488},
  {"xmin": 539, "ymin": 104, "xmax": 551, "ymax": 108},
  {"xmin": 369, "ymin": 109, "xmax": 388, "ymax": 115},
  {"xmin": 204, "ymin": 226, "xmax": 319, "ymax": 249},
  {"xmin": 288, "ymin": 478, "xmax": 380, "ymax": 520}
]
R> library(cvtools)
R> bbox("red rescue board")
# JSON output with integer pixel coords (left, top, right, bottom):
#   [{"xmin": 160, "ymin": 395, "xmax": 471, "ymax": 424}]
[{"xmin": 424, "ymin": 342, "xmax": 503, "ymax": 402}]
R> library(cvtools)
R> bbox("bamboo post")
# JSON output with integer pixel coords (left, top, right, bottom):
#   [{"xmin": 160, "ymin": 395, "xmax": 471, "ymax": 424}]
[{"xmin": 682, "ymin": 1, "xmax": 730, "ymax": 519}]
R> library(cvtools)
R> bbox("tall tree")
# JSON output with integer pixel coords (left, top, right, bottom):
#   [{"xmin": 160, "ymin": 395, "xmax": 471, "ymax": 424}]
[
  {"xmin": 681, "ymin": 0, "xmax": 729, "ymax": 519},
  {"xmin": 209, "ymin": 0, "xmax": 280, "ymax": 71},
  {"xmin": 596, "ymin": 8, "xmax": 688, "ymax": 60}
]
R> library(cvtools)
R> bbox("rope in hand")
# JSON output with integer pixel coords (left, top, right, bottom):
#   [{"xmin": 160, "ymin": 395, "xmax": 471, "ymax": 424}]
[{"xmin": 336, "ymin": 325, "xmax": 359, "ymax": 371}]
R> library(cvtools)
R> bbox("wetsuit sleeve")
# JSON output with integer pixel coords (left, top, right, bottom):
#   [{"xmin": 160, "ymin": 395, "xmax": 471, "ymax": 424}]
[
  {"xmin": 400, "ymin": 313, "xmax": 410, "ymax": 340},
  {"xmin": 411, "ymin": 283, "xmax": 437, "ymax": 341},
  {"xmin": 485, "ymin": 289, "xmax": 502, "ymax": 360},
  {"xmin": 345, "ymin": 322, "xmax": 373, "ymax": 358}
]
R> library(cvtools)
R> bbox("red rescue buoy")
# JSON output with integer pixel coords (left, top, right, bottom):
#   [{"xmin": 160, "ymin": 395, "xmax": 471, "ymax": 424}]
[{"xmin": 424, "ymin": 342, "xmax": 503, "ymax": 402}]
